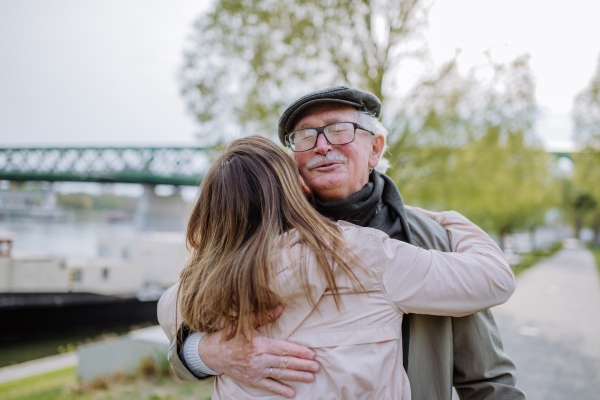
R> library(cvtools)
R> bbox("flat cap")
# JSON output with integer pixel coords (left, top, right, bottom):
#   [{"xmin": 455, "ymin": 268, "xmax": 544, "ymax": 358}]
[{"xmin": 278, "ymin": 86, "xmax": 381, "ymax": 145}]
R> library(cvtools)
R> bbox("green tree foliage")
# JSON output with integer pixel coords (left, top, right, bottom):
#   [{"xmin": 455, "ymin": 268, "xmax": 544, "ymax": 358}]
[
  {"xmin": 181, "ymin": 0, "xmax": 559, "ymax": 239},
  {"xmin": 94, "ymin": 194, "xmax": 137, "ymax": 213},
  {"xmin": 563, "ymin": 188, "xmax": 598, "ymax": 239},
  {"xmin": 181, "ymin": 0, "xmax": 430, "ymax": 142},
  {"xmin": 56, "ymin": 193, "xmax": 137, "ymax": 212},
  {"xmin": 572, "ymin": 54, "xmax": 600, "ymax": 244},
  {"xmin": 387, "ymin": 55, "xmax": 558, "ymax": 238},
  {"xmin": 573, "ymin": 55, "xmax": 600, "ymax": 146},
  {"xmin": 57, "ymin": 193, "xmax": 94, "ymax": 210}
]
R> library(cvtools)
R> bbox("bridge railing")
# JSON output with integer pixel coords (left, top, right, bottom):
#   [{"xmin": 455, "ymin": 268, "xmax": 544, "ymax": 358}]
[{"xmin": 0, "ymin": 147, "xmax": 211, "ymax": 186}]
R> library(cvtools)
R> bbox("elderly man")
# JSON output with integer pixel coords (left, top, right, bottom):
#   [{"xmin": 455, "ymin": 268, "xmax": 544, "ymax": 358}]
[{"xmin": 158, "ymin": 87, "xmax": 526, "ymax": 399}]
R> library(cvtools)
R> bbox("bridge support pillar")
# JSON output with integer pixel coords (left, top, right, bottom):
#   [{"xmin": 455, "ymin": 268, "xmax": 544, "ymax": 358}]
[{"xmin": 134, "ymin": 184, "xmax": 187, "ymax": 232}]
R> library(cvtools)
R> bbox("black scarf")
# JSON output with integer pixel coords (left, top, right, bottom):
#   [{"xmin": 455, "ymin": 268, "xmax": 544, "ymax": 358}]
[
  {"xmin": 314, "ymin": 171, "xmax": 412, "ymax": 244},
  {"xmin": 314, "ymin": 170, "xmax": 413, "ymax": 372}
]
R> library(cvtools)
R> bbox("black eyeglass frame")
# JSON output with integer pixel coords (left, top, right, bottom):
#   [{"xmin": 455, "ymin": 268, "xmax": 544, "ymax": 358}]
[{"xmin": 285, "ymin": 122, "xmax": 374, "ymax": 152}]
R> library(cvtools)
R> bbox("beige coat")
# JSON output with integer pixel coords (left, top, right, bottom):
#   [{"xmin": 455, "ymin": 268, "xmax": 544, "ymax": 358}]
[{"xmin": 158, "ymin": 209, "xmax": 516, "ymax": 400}]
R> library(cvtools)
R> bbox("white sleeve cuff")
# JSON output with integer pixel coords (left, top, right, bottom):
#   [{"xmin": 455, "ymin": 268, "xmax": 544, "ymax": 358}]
[{"xmin": 183, "ymin": 332, "xmax": 222, "ymax": 376}]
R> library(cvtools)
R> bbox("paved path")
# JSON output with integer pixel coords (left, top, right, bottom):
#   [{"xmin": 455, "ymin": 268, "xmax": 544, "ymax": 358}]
[
  {"xmin": 0, "ymin": 352, "xmax": 77, "ymax": 384},
  {"xmin": 493, "ymin": 244, "xmax": 600, "ymax": 399}
]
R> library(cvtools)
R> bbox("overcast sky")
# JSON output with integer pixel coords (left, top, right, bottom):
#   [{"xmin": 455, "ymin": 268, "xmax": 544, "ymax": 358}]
[{"xmin": 1, "ymin": 0, "xmax": 599, "ymax": 151}]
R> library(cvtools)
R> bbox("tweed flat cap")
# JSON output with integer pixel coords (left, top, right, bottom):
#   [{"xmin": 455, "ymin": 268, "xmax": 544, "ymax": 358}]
[{"xmin": 278, "ymin": 86, "xmax": 381, "ymax": 145}]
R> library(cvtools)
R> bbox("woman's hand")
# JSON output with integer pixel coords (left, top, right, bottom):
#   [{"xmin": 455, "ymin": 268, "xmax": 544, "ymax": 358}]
[{"xmin": 198, "ymin": 306, "xmax": 320, "ymax": 398}]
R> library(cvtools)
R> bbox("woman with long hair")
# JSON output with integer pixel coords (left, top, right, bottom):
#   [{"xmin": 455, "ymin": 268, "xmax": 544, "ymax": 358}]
[{"xmin": 160, "ymin": 135, "xmax": 516, "ymax": 399}]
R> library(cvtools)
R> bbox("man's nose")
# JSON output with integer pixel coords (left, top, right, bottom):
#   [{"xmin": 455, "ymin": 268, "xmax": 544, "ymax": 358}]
[{"xmin": 313, "ymin": 132, "xmax": 332, "ymax": 154}]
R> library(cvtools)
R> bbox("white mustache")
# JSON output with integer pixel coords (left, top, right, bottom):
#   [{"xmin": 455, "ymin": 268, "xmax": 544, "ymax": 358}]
[{"xmin": 305, "ymin": 152, "xmax": 348, "ymax": 169}]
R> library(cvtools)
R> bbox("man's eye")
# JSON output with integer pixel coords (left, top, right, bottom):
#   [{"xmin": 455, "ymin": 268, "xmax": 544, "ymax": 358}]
[
  {"xmin": 296, "ymin": 133, "xmax": 314, "ymax": 142},
  {"xmin": 330, "ymin": 128, "xmax": 350, "ymax": 135}
]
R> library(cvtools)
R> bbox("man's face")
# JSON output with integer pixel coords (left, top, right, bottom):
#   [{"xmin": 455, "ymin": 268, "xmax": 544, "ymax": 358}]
[{"xmin": 290, "ymin": 103, "xmax": 384, "ymax": 203}]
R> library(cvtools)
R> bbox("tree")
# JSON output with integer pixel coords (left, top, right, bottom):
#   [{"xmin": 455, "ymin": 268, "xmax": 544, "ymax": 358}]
[
  {"xmin": 573, "ymin": 55, "xmax": 600, "ymax": 146},
  {"xmin": 181, "ymin": 0, "xmax": 559, "ymax": 243},
  {"xmin": 386, "ymin": 55, "xmax": 559, "ymax": 242},
  {"xmin": 572, "ymin": 54, "xmax": 600, "ymax": 244},
  {"xmin": 180, "ymin": 0, "xmax": 431, "ymax": 142},
  {"xmin": 562, "ymin": 187, "xmax": 598, "ymax": 241}
]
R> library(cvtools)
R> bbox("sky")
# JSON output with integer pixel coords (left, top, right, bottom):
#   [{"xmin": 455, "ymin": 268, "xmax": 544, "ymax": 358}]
[
  {"xmin": 1, "ymin": 0, "xmax": 599, "ymax": 151},
  {"xmin": 0, "ymin": 0, "xmax": 208, "ymax": 147},
  {"xmin": 427, "ymin": 0, "xmax": 600, "ymax": 152}
]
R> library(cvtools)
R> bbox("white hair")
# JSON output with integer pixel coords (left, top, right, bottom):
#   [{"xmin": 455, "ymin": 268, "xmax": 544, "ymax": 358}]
[{"xmin": 358, "ymin": 111, "xmax": 390, "ymax": 173}]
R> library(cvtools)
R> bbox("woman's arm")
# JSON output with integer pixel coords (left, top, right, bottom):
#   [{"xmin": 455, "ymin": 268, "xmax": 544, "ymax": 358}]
[{"xmin": 375, "ymin": 209, "xmax": 516, "ymax": 316}]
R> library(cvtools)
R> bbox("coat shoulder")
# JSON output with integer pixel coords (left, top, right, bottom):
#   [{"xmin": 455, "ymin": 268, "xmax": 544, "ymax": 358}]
[{"xmin": 404, "ymin": 207, "xmax": 451, "ymax": 252}]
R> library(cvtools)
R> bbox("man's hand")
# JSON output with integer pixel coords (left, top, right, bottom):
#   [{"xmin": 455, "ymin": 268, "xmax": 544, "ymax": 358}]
[{"xmin": 198, "ymin": 306, "xmax": 320, "ymax": 398}]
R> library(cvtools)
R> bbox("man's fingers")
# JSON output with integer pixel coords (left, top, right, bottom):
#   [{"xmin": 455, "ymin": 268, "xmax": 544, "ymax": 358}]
[
  {"xmin": 255, "ymin": 378, "xmax": 295, "ymax": 398},
  {"xmin": 275, "ymin": 355, "xmax": 320, "ymax": 374},
  {"xmin": 266, "ymin": 367, "xmax": 315, "ymax": 383},
  {"xmin": 252, "ymin": 305, "xmax": 284, "ymax": 327},
  {"xmin": 262, "ymin": 353, "xmax": 320, "ymax": 374},
  {"xmin": 264, "ymin": 338, "xmax": 316, "ymax": 361}
]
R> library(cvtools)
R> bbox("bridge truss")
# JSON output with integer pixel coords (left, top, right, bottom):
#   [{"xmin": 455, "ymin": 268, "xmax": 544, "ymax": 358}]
[{"xmin": 0, "ymin": 147, "xmax": 211, "ymax": 186}]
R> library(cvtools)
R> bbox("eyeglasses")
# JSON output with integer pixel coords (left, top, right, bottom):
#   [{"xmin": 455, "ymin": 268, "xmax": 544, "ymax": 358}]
[{"xmin": 285, "ymin": 122, "xmax": 374, "ymax": 152}]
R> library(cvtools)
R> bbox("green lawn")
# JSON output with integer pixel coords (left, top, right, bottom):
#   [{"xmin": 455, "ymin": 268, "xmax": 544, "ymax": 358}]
[
  {"xmin": 510, "ymin": 241, "xmax": 563, "ymax": 276},
  {"xmin": 0, "ymin": 366, "xmax": 213, "ymax": 400},
  {"xmin": 590, "ymin": 247, "xmax": 600, "ymax": 277},
  {"xmin": 0, "ymin": 367, "xmax": 77, "ymax": 400}
]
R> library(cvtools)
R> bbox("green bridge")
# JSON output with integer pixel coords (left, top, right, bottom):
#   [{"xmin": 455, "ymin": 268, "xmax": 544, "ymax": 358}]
[{"xmin": 0, "ymin": 147, "xmax": 211, "ymax": 186}]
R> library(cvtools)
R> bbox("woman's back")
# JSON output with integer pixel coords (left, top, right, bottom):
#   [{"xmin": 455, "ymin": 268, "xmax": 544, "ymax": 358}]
[
  {"xmin": 209, "ymin": 222, "xmax": 405, "ymax": 400},
  {"xmin": 210, "ymin": 210, "xmax": 515, "ymax": 400}
]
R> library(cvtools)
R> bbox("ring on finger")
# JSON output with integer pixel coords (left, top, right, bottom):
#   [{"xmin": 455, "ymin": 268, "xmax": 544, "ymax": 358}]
[{"xmin": 269, "ymin": 367, "xmax": 273, "ymax": 378}]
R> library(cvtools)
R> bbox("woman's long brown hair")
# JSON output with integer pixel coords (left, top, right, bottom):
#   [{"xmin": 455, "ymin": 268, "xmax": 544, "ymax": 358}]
[{"xmin": 178, "ymin": 135, "xmax": 361, "ymax": 342}]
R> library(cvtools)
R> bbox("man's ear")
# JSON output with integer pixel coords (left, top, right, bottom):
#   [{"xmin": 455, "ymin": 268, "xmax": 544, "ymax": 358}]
[{"xmin": 368, "ymin": 135, "xmax": 385, "ymax": 169}]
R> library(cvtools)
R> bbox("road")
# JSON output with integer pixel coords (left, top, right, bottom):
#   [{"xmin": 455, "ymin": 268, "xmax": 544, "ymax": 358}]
[{"xmin": 492, "ymin": 242, "xmax": 600, "ymax": 399}]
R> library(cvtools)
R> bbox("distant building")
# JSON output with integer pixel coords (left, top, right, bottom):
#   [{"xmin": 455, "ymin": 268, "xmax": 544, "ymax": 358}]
[{"xmin": 0, "ymin": 231, "xmax": 188, "ymax": 295}]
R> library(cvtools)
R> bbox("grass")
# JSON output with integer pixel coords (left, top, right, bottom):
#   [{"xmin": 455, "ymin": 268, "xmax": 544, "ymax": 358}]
[
  {"xmin": 0, "ymin": 360, "xmax": 214, "ymax": 400},
  {"xmin": 0, "ymin": 367, "xmax": 77, "ymax": 400},
  {"xmin": 589, "ymin": 246, "xmax": 600, "ymax": 277},
  {"xmin": 510, "ymin": 241, "xmax": 563, "ymax": 276}
]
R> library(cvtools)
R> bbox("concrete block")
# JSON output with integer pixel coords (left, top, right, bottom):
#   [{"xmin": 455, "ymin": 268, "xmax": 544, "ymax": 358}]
[{"xmin": 77, "ymin": 325, "xmax": 169, "ymax": 383}]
